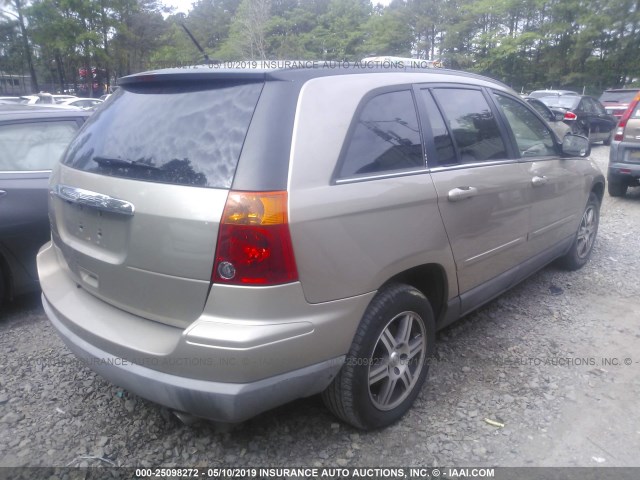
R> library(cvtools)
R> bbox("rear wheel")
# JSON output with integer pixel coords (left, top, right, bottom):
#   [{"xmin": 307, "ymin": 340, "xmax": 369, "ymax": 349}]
[
  {"xmin": 608, "ymin": 180, "xmax": 628, "ymax": 197},
  {"xmin": 603, "ymin": 131, "xmax": 612, "ymax": 146},
  {"xmin": 322, "ymin": 284, "xmax": 435, "ymax": 430},
  {"xmin": 558, "ymin": 193, "xmax": 600, "ymax": 270}
]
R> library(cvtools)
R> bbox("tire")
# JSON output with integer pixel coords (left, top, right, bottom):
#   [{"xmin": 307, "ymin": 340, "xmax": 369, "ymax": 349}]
[
  {"xmin": 608, "ymin": 180, "xmax": 628, "ymax": 197},
  {"xmin": 322, "ymin": 283, "xmax": 435, "ymax": 430},
  {"xmin": 603, "ymin": 131, "xmax": 612, "ymax": 146},
  {"xmin": 558, "ymin": 192, "xmax": 600, "ymax": 270},
  {"xmin": 0, "ymin": 265, "xmax": 5, "ymax": 307}
]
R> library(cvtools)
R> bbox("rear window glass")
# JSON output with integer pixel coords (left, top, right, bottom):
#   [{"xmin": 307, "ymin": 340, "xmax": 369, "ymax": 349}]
[
  {"xmin": 538, "ymin": 96, "xmax": 580, "ymax": 110},
  {"xmin": 0, "ymin": 120, "xmax": 79, "ymax": 171},
  {"xmin": 337, "ymin": 90, "xmax": 424, "ymax": 179},
  {"xmin": 599, "ymin": 90, "xmax": 639, "ymax": 103},
  {"xmin": 63, "ymin": 82, "xmax": 263, "ymax": 188}
]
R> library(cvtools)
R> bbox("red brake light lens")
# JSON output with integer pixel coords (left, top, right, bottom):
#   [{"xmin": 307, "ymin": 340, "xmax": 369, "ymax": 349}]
[
  {"xmin": 563, "ymin": 111, "xmax": 577, "ymax": 121},
  {"xmin": 213, "ymin": 191, "xmax": 298, "ymax": 286}
]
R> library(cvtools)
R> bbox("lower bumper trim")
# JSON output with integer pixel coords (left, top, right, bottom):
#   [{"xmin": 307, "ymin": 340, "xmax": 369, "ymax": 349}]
[{"xmin": 43, "ymin": 294, "xmax": 344, "ymax": 423}]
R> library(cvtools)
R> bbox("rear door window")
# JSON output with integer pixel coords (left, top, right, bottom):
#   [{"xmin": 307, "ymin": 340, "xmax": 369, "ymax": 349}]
[
  {"xmin": 0, "ymin": 120, "xmax": 80, "ymax": 171},
  {"xmin": 419, "ymin": 90, "xmax": 457, "ymax": 167},
  {"xmin": 431, "ymin": 88, "xmax": 508, "ymax": 163},
  {"xmin": 62, "ymin": 82, "xmax": 263, "ymax": 189},
  {"xmin": 337, "ymin": 90, "xmax": 424, "ymax": 179}
]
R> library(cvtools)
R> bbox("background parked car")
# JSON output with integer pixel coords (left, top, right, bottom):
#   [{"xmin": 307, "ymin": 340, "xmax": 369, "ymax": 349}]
[
  {"xmin": 538, "ymin": 95, "xmax": 617, "ymax": 144},
  {"xmin": 58, "ymin": 97, "xmax": 103, "ymax": 109},
  {"xmin": 52, "ymin": 94, "xmax": 77, "ymax": 103},
  {"xmin": 0, "ymin": 105, "xmax": 89, "ymax": 305},
  {"xmin": 608, "ymin": 91, "xmax": 640, "ymax": 197},
  {"xmin": 528, "ymin": 89, "xmax": 579, "ymax": 98},
  {"xmin": 17, "ymin": 93, "xmax": 57, "ymax": 105},
  {"xmin": 524, "ymin": 96, "xmax": 572, "ymax": 140},
  {"xmin": 599, "ymin": 88, "xmax": 640, "ymax": 120},
  {"xmin": 0, "ymin": 96, "xmax": 21, "ymax": 104}
]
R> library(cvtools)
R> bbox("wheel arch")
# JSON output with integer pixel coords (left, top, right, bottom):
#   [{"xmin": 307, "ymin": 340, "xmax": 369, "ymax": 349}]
[
  {"xmin": 591, "ymin": 180, "xmax": 605, "ymax": 204},
  {"xmin": 380, "ymin": 263, "xmax": 448, "ymax": 325}
]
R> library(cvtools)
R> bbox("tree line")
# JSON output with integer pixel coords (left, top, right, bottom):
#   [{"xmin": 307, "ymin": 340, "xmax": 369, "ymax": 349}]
[{"xmin": 1, "ymin": 0, "xmax": 639, "ymax": 97}]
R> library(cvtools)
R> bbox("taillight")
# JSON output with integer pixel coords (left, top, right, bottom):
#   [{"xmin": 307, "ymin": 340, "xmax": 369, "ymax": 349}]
[
  {"xmin": 212, "ymin": 191, "xmax": 298, "ymax": 286},
  {"xmin": 615, "ymin": 92, "xmax": 640, "ymax": 141},
  {"xmin": 564, "ymin": 111, "xmax": 577, "ymax": 121}
]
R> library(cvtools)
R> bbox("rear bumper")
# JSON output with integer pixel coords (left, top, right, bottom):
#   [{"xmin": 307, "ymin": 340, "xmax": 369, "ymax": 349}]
[
  {"xmin": 609, "ymin": 142, "xmax": 640, "ymax": 182},
  {"xmin": 43, "ymin": 294, "xmax": 343, "ymax": 422},
  {"xmin": 38, "ymin": 241, "xmax": 372, "ymax": 421}
]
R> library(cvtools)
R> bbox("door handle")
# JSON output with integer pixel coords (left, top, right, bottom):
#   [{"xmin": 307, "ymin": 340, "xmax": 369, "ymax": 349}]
[
  {"xmin": 448, "ymin": 186, "xmax": 478, "ymax": 202},
  {"xmin": 0, "ymin": 190, "xmax": 6, "ymax": 198},
  {"xmin": 531, "ymin": 176, "xmax": 548, "ymax": 187}
]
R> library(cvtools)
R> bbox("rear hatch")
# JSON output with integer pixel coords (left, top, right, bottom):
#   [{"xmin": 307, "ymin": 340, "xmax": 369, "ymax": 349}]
[
  {"xmin": 599, "ymin": 89, "xmax": 640, "ymax": 118},
  {"xmin": 49, "ymin": 74, "xmax": 264, "ymax": 328}
]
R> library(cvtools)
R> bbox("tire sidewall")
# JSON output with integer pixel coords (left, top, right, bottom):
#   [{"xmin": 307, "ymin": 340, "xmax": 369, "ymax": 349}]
[
  {"xmin": 347, "ymin": 286, "xmax": 436, "ymax": 429},
  {"xmin": 567, "ymin": 193, "xmax": 600, "ymax": 268}
]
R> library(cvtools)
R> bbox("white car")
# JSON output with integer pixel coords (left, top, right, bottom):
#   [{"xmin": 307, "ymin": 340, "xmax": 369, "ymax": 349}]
[
  {"xmin": 58, "ymin": 97, "xmax": 103, "ymax": 109},
  {"xmin": 53, "ymin": 94, "xmax": 77, "ymax": 103}
]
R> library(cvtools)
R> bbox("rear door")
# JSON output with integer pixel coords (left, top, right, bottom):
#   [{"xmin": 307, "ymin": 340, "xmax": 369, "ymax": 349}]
[
  {"xmin": 0, "ymin": 117, "xmax": 83, "ymax": 284},
  {"xmin": 492, "ymin": 93, "xmax": 583, "ymax": 254},
  {"xmin": 417, "ymin": 86, "xmax": 531, "ymax": 310},
  {"xmin": 49, "ymin": 81, "xmax": 263, "ymax": 328}
]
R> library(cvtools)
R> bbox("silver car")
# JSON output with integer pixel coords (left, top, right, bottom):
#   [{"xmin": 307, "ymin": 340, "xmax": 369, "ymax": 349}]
[{"xmin": 38, "ymin": 66, "xmax": 603, "ymax": 430}]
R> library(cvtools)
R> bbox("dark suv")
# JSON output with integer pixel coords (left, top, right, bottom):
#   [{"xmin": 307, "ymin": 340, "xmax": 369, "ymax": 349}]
[{"xmin": 38, "ymin": 65, "xmax": 603, "ymax": 429}]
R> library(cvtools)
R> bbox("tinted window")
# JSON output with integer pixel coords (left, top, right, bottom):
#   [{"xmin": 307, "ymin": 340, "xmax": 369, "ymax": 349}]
[
  {"xmin": 0, "ymin": 120, "xmax": 79, "ymax": 171},
  {"xmin": 420, "ymin": 90, "xmax": 456, "ymax": 166},
  {"xmin": 526, "ymin": 98, "xmax": 554, "ymax": 121},
  {"xmin": 338, "ymin": 90, "xmax": 424, "ymax": 178},
  {"xmin": 495, "ymin": 95, "xmax": 556, "ymax": 157},
  {"xmin": 600, "ymin": 90, "xmax": 639, "ymax": 103},
  {"xmin": 592, "ymin": 99, "xmax": 606, "ymax": 115},
  {"xmin": 63, "ymin": 82, "xmax": 263, "ymax": 188},
  {"xmin": 539, "ymin": 96, "xmax": 580, "ymax": 110},
  {"xmin": 432, "ymin": 88, "xmax": 507, "ymax": 163}
]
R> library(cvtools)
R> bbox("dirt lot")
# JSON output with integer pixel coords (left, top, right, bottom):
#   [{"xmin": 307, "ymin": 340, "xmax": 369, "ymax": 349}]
[{"xmin": 1, "ymin": 144, "xmax": 639, "ymax": 468}]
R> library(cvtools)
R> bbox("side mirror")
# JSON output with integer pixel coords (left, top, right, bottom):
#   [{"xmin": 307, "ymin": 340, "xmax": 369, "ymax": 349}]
[{"xmin": 562, "ymin": 134, "xmax": 590, "ymax": 157}]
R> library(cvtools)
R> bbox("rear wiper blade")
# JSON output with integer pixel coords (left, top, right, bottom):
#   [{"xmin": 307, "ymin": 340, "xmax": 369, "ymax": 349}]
[{"xmin": 92, "ymin": 156, "xmax": 161, "ymax": 171}]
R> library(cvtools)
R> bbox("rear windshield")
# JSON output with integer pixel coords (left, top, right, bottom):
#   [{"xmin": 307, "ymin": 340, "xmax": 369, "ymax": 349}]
[
  {"xmin": 538, "ymin": 96, "xmax": 579, "ymax": 109},
  {"xmin": 62, "ymin": 81, "xmax": 263, "ymax": 189},
  {"xmin": 599, "ymin": 90, "xmax": 639, "ymax": 103}
]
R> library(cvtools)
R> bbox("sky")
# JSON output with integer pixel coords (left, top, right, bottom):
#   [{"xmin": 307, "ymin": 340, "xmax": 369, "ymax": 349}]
[{"xmin": 161, "ymin": 0, "xmax": 392, "ymax": 16}]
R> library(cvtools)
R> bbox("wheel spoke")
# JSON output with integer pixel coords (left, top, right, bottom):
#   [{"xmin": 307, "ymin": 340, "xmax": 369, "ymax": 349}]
[
  {"xmin": 380, "ymin": 328, "xmax": 396, "ymax": 354},
  {"xmin": 399, "ymin": 367, "xmax": 414, "ymax": 389},
  {"xmin": 408, "ymin": 335, "xmax": 424, "ymax": 360},
  {"xmin": 369, "ymin": 363, "xmax": 389, "ymax": 386},
  {"xmin": 378, "ymin": 377, "xmax": 398, "ymax": 406},
  {"xmin": 396, "ymin": 314, "xmax": 413, "ymax": 345}
]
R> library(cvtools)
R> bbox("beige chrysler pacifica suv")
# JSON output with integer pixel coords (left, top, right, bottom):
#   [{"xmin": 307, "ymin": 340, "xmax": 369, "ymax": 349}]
[{"xmin": 38, "ymin": 65, "xmax": 603, "ymax": 430}]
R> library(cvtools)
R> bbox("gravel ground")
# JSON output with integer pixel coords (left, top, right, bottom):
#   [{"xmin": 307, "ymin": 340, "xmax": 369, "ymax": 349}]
[{"xmin": 1, "ymin": 144, "xmax": 639, "ymax": 469}]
